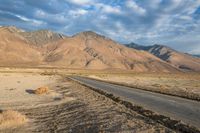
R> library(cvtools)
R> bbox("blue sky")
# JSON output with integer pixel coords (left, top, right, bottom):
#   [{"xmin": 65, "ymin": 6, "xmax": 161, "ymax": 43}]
[{"xmin": 0, "ymin": 0, "xmax": 200, "ymax": 54}]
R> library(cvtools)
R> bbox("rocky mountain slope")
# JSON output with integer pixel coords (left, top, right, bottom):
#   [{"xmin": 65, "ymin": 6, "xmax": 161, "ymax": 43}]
[
  {"xmin": 20, "ymin": 30, "xmax": 65, "ymax": 46},
  {"xmin": 3, "ymin": 26, "xmax": 65, "ymax": 46},
  {"xmin": 0, "ymin": 26, "xmax": 180, "ymax": 72},
  {"xmin": 42, "ymin": 31, "xmax": 179, "ymax": 72},
  {"xmin": 0, "ymin": 26, "xmax": 42, "ymax": 66},
  {"xmin": 193, "ymin": 54, "xmax": 200, "ymax": 58},
  {"xmin": 126, "ymin": 43, "xmax": 200, "ymax": 72},
  {"xmin": 125, "ymin": 43, "xmax": 151, "ymax": 51}
]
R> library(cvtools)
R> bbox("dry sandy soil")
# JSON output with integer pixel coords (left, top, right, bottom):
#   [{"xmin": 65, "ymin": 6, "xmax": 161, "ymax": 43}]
[
  {"xmin": 0, "ymin": 72, "xmax": 173, "ymax": 133},
  {"xmin": 88, "ymin": 73, "xmax": 200, "ymax": 100}
]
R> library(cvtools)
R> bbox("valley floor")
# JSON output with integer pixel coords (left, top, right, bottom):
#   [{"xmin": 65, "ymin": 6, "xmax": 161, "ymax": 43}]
[{"xmin": 0, "ymin": 73, "xmax": 171, "ymax": 133}]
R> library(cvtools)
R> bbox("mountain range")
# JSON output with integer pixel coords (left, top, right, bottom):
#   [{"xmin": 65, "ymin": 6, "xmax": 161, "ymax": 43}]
[
  {"xmin": 193, "ymin": 55, "xmax": 200, "ymax": 58},
  {"xmin": 126, "ymin": 43, "xmax": 200, "ymax": 72},
  {"xmin": 0, "ymin": 26, "xmax": 199, "ymax": 72}
]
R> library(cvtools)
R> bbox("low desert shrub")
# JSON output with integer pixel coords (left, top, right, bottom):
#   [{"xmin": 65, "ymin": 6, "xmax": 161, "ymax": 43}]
[
  {"xmin": 34, "ymin": 86, "xmax": 49, "ymax": 95},
  {"xmin": 0, "ymin": 110, "xmax": 27, "ymax": 129}
]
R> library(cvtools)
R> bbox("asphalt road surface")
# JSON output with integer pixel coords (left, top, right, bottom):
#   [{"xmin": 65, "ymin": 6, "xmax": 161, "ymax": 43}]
[{"xmin": 70, "ymin": 76, "xmax": 200, "ymax": 128}]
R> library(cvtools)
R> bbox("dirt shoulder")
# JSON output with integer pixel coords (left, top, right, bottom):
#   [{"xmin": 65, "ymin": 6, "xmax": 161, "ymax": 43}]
[{"xmin": 0, "ymin": 73, "xmax": 172, "ymax": 133}]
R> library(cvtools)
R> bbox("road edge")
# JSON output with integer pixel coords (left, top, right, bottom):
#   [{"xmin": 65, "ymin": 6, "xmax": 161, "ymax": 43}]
[
  {"xmin": 80, "ymin": 76, "xmax": 200, "ymax": 101},
  {"xmin": 68, "ymin": 76, "xmax": 200, "ymax": 133}
]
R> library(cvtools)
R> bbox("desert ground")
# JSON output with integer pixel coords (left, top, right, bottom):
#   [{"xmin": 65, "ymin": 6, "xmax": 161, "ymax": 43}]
[
  {"xmin": 87, "ymin": 73, "xmax": 200, "ymax": 101},
  {"xmin": 0, "ymin": 71, "xmax": 173, "ymax": 133}
]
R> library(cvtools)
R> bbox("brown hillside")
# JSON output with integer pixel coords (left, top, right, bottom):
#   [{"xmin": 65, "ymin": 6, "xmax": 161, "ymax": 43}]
[
  {"xmin": 42, "ymin": 31, "xmax": 179, "ymax": 72},
  {"xmin": 147, "ymin": 45, "xmax": 200, "ymax": 72},
  {"xmin": 126, "ymin": 43, "xmax": 200, "ymax": 72},
  {"xmin": 0, "ymin": 27, "xmax": 179, "ymax": 72},
  {"xmin": 20, "ymin": 30, "xmax": 65, "ymax": 46},
  {"xmin": 0, "ymin": 27, "xmax": 42, "ymax": 66}
]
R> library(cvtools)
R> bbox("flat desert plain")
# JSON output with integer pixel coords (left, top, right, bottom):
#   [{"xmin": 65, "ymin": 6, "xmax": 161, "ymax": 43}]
[{"xmin": 0, "ymin": 72, "xmax": 172, "ymax": 133}]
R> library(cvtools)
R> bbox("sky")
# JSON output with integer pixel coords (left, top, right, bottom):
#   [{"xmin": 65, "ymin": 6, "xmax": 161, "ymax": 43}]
[{"xmin": 0, "ymin": 0, "xmax": 200, "ymax": 54}]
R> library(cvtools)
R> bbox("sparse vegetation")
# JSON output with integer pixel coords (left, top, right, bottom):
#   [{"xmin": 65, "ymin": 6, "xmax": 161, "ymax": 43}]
[
  {"xmin": 0, "ymin": 72, "xmax": 173, "ymax": 132},
  {"xmin": 34, "ymin": 86, "xmax": 49, "ymax": 95},
  {"xmin": 0, "ymin": 110, "xmax": 27, "ymax": 129},
  {"xmin": 40, "ymin": 70, "xmax": 58, "ymax": 76}
]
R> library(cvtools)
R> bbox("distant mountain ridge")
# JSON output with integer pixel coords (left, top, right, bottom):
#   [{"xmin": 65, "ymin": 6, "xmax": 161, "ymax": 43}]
[
  {"xmin": 0, "ymin": 26, "xmax": 180, "ymax": 72},
  {"xmin": 125, "ymin": 43, "xmax": 152, "ymax": 51},
  {"xmin": 20, "ymin": 30, "xmax": 65, "ymax": 46},
  {"xmin": 2, "ymin": 26, "xmax": 65, "ymax": 46},
  {"xmin": 1, "ymin": 25, "xmax": 200, "ymax": 72},
  {"xmin": 193, "ymin": 54, "xmax": 200, "ymax": 58},
  {"xmin": 125, "ymin": 43, "xmax": 200, "ymax": 72}
]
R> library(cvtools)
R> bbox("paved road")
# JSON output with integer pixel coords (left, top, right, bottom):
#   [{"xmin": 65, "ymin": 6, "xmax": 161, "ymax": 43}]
[{"xmin": 70, "ymin": 76, "xmax": 200, "ymax": 128}]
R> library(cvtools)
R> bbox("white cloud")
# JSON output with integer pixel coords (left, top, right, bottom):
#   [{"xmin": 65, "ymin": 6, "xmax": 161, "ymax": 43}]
[
  {"xmin": 95, "ymin": 3, "xmax": 122, "ymax": 14},
  {"xmin": 35, "ymin": 10, "xmax": 46, "ymax": 17},
  {"xmin": 154, "ymin": 14, "xmax": 171, "ymax": 28},
  {"xmin": 101, "ymin": 5, "xmax": 121, "ymax": 14},
  {"xmin": 16, "ymin": 14, "xmax": 45, "ymax": 25},
  {"xmin": 67, "ymin": 0, "xmax": 93, "ymax": 5},
  {"xmin": 163, "ymin": 0, "xmax": 182, "ymax": 12},
  {"xmin": 69, "ymin": 9, "xmax": 88, "ymax": 16},
  {"xmin": 0, "ymin": 10, "xmax": 45, "ymax": 26},
  {"xmin": 189, "ymin": 47, "xmax": 200, "ymax": 54},
  {"xmin": 178, "ymin": 15, "xmax": 193, "ymax": 21},
  {"xmin": 125, "ymin": 0, "xmax": 146, "ymax": 15},
  {"xmin": 99, "ymin": 15, "xmax": 107, "ymax": 20},
  {"xmin": 34, "ymin": 9, "xmax": 66, "ymax": 25}
]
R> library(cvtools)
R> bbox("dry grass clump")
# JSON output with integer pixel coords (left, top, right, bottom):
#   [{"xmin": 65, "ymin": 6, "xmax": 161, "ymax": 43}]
[
  {"xmin": 34, "ymin": 86, "xmax": 49, "ymax": 95},
  {"xmin": 0, "ymin": 110, "xmax": 27, "ymax": 129}
]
